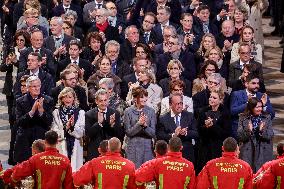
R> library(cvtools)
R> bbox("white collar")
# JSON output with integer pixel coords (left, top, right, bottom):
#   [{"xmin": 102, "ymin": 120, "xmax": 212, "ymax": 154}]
[
  {"xmin": 63, "ymin": 4, "xmax": 71, "ymax": 9},
  {"xmin": 240, "ymin": 60, "xmax": 249, "ymax": 67},
  {"xmin": 70, "ymin": 57, "xmax": 80, "ymax": 64},
  {"xmin": 32, "ymin": 47, "xmax": 41, "ymax": 52},
  {"xmin": 161, "ymin": 21, "xmax": 170, "ymax": 27},
  {"xmin": 30, "ymin": 69, "xmax": 40, "ymax": 77},
  {"xmin": 170, "ymin": 110, "xmax": 181, "ymax": 118},
  {"xmin": 246, "ymin": 89, "xmax": 256, "ymax": 97},
  {"xmin": 98, "ymin": 107, "xmax": 107, "ymax": 113}
]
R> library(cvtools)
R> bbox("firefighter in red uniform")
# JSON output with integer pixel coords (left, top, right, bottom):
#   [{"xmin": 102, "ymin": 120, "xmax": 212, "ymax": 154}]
[
  {"xmin": 2, "ymin": 139, "xmax": 45, "ymax": 187},
  {"xmin": 196, "ymin": 137, "xmax": 253, "ymax": 189},
  {"xmin": 11, "ymin": 131, "xmax": 73, "ymax": 189},
  {"xmin": 254, "ymin": 143, "xmax": 284, "ymax": 189},
  {"xmin": 73, "ymin": 137, "xmax": 136, "ymax": 189},
  {"xmin": 137, "ymin": 140, "xmax": 168, "ymax": 189},
  {"xmin": 135, "ymin": 137, "xmax": 196, "ymax": 189}
]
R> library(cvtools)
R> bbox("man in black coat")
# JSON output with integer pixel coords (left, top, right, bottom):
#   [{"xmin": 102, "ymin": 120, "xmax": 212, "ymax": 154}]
[
  {"xmin": 88, "ymin": 8, "xmax": 120, "ymax": 43},
  {"xmin": 43, "ymin": 17, "xmax": 75, "ymax": 62},
  {"xmin": 14, "ymin": 76, "xmax": 54, "ymax": 163},
  {"xmin": 18, "ymin": 30, "xmax": 56, "ymax": 77},
  {"xmin": 14, "ymin": 52, "xmax": 55, "ymax": 99},
  {"xmin": 51, "ymin": 69, "xmax": 89, "ymax": 111},
  {"xmin": 139, "ymin": 12, "xmax": 159, "ymax": 45},
  {"xmin": 228, "ymin": 43, "xmax": 263, "ymax": 86},
  {"xmin": 85, "ymin": 89, "xmax": 124, "ymax": 160},
  {"xmin": 57, "ymin": 40, "xmax": 93, "ymax": 81},
  {"xmin": 157, "ymin": 93, "xmax": 198, "ymax": 164},
  {"xmin": 156, "ymin": 35, "xmax": 196, "ymax": 82}
]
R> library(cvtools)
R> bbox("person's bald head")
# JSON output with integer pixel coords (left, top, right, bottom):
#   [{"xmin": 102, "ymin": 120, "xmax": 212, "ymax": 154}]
[{"xmin": 108, "ymin": 137, "xmax": 121, "ymax": 152}]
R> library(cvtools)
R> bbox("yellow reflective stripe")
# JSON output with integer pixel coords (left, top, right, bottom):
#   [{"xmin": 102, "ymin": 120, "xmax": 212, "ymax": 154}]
[
  {"xmin": 98, "ymin": 173, "xmax": 102, "ymax": 189},
  {"xmin": 60, "ymin": 170, "xmax": 66, "ymax": 189},
  {"xmin": 123, "ymin": 175, "xmax": 129, "ymax": 189},
  {"xmin": 184, "ymin": 176, "xmax": 190, "ymax": 189},
  {"xmin": 36, "ymin": 169, "xmax": 42, "ymax": 189},
  {"xmin": 276, "ymin": 176, "xmax": 281, "ymax": 189},
  {"xmin": 159, "ymin": 174, "xmax": 163, "ymax": 189},
  {"xmin": 238, "ymin": 178, "xmax": 244, "ymax": 189},
  {"xmin": 213, "ymin": 176, "xmax": 219, "ymax": 189}
]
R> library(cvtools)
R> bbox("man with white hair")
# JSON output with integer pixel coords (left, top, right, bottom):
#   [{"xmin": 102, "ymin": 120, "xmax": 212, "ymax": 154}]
[
  {"xmin": 13, "ymin": 76, "xmax": 54, "ymax": 163},
  {"xmin": 88, "ymin": 8, "xmax": 120, "ymax": 42},
  {"xmin": 83, "ymin": 0, "xmax": 106, "ymax": 27},
  {"xmin": 43, "ymin": 17, "xmax": 75, "ymax": 61}
]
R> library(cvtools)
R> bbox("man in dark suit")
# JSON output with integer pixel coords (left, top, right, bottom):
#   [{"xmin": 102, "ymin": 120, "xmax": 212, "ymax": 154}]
[
  {"xmin": 230, "ymin": 74, "xmax": 275, "ymax": 139},
  {"xmin": 14, "ymin": 76, "xmax": 54, "ymax": 163},
  {"xmin": 157, "ymin": 93, "xmax": 198, "ymax": 164},
  {"xmin": 138, "ymin": 12, "xmax": 158, "ymax": 46},
  {"xmin": 57, "ymin": 40, "xmax": 93, "ymax": 81},
  {"xmin": 14, "ymin": 52, "xmax": 55, "ymax": 99},
  {"xmin": 120, "ymin": 25, "xmax": 140, "ymax": 65},
  {"xmin": 18, "ymin": 30, "xmax": 55, "ymax": 77},
  {"xmin": 85, "ymin": 89, "xmax": 124, "ymax": 160},
  {"xmin": 51, "ymin": 0, "xmax": 83, "ymax": 26},
  {"xmin": 51, "ymin": 69, "xmax": 89, "ymax": 111},
  {"xmin": 153, "ymin": 25, "xmax": 177, "ymax": 55},
  {"xmin": 156, "ymin": 34, "xmax": 196, "ymax": 82},
  {"xmin": 144, "ymin": 0, "xmax": 181, "ymax": 25},
  {"xmin": 105, "ymin": 40, "xmax": 131, "ymax": 79},
  {"xmin": 43, "ymin": 17, "xmax": 74, "ymax": 62},
  {"xmin": 121, "ymin": 57, "xmax": 148, "ymax": 100},
  {"xmin": 88, "ymin": 8, "xmax": 120, "ymax": 42},
  {"xmin": 106, "ymin": 2, "xmax": 126, "ymax": 32},
  {"xmin": 228, "ymin": 42, "xmax": 263, "ymax": 86},
  {"xmin": 152, "ymin": 6, "xmax": 177, "ymax": 45}
]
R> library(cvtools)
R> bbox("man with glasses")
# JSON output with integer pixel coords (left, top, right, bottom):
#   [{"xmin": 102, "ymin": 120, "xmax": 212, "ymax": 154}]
[
  {"xmin": 156, "ymin": 34, "xmax": 196, "ymax": 82},
  {"xmin": 88, "ymin": 8, "xmax": 120, "ymax": 42},
  {"xmin": 230, "ymin": 73, "xmax": 275, "ymax": 138},
  {"xmin": 14, "ymin": 76, "xmax": 54, "ymax": 163},
  {"xmin": 139, "ymin": 12, "xmax": 158, "ymax": 45},
  {"xmin": 157, "ymin": 93, "xmax": 198, "ymax": 163},
  {"xmin": 229, "ymin": 42, "xmax": 263, "ymax": 86},
  {"xmin": 51, "ymin": 69, "xmax": 89, "ymax": 111},
  {"xmin": 106, "ymin": 1, "xmax": 125, "ymax": 33},
  {"xmin": 83, "ymin": 0, "xmax": 106, "ymax": 28}
]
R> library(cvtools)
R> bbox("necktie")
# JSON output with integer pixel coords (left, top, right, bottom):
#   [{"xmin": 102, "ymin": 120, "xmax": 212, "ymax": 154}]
[
  {"xmin": 55, "ymin": 37, "xmax": 61, "ymax": 41},
  {"xmin": 144, "ymin": 32, "xmax": 149, "ymax": 43},
  {"xmin": 111, "ymin": 62, "xmax": 117, "ymax": 74},
  {"xmin": 35, "ymin": 49, "xmax": 40, "ymax": 53},
  {"xmin": 203, "ymin": 23, "xmax": 209, "ymax": 33},
  {"xmin": 175, "ymin": 115, "xmax": 180, "ymax": 126},
  {"xmin": 97, "ymin": 4, "xmax": 102, "ymax": 8},
  {"xmin": 65, "ymin": 8, "xmax": 69, "ymax": 12},
  {"xmin": 73, "ymin": 61, "xmax": 77, "ymax": 65}
]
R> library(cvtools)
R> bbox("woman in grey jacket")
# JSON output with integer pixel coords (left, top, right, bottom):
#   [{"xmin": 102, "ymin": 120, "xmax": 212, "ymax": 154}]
[
  {"xmin": 124, "ymin": 86, "xmax": 156, "ymax": 168},
  {"xmin": 237, "ymin": 97, "xmax": 274, "ymax": 172}
]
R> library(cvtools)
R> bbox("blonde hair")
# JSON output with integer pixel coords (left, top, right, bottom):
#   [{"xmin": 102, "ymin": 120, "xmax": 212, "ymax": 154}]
[
  {"xmin": 57, "ymin": 87, "xmax": 79, "ymax": 108},
  {"xmin": 167, "ymin": 59, "xmax": 184, "ymax": 73},
  {"xmin": 24, "ymin": 8, "xmax": 39, "ymax": 17},
  {"xmin": 197, "ymin": 33, "xmax": 217, "ymax": 55},
  {"xmin": 204, "ymin": 46, "xmax": 224, "ymax": 60},
  {"xmin": 140, "ymin": 68, "xmax": 156, "ymax": 84}
]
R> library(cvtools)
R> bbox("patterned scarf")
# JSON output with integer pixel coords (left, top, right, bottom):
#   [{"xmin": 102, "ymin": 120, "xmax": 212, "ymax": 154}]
[{"xmin": 59, "ymin": 105, "xmax": 78, "ymax": 159}]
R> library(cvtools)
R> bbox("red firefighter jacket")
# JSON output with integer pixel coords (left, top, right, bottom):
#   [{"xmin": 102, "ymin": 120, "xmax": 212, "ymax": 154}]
[
  {"xmin": 196, "ymin": 152, "xmax": 253, "ymax": 189},
  {"xmin": 135, "ymin": 152, "xmax": 196, "ymax": 189},
  {"xmin": 11, "ymin": 147, "xmax": 73, "ymax": 189},
  {"xmin": 73, "ymin": 152, "xmax": 136, "ymax": 189}
]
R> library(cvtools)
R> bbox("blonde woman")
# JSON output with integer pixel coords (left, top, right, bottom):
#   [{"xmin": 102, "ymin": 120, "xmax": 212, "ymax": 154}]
[{"xmin": 51, "ymin": 87, "xmax": 85, "ymax": 172}]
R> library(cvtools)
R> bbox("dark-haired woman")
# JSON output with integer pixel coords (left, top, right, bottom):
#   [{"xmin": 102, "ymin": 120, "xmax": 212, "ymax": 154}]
[
  {"xmin": 238, "ymin": 97, "xmax": 274, "ymax": 172},
  {"xmin": 124, "ymin": 86, "xmax": 156, "ymax": 168}
]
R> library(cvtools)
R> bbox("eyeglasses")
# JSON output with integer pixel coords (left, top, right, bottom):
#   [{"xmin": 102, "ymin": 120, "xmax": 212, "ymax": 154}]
[
  {"xmin": 65, "ymin": 77, "xmax": 77, "ymax": 81},
  {"xmin": 208, "ymin": 80, "xmax": 219, "ymax": 86},
  {"xmin": 96, "ymin": 15, "xmax": 104, "ymax": 18}
]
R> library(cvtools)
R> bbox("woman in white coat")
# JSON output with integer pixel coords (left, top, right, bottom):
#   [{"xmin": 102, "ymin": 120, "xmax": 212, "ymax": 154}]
[{"xmin": 51, "ymin": 87, "xmax": 85, "ymax": 172}]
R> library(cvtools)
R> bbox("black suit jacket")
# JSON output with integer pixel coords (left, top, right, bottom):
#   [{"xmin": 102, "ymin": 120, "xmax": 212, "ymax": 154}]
[
  {"xmin": 85, "ymin": 107, "xmax": 124, "ymax": 160},
  {"xmin": 51, "ymin": 84, "xmax": 89, "ymax": 111},
  {"xmin": 57, "ymin": 57, "xmax": 93, "ymax": 81},
  {"xmin": 192, "ymin": 16, "xmax": 218, "ymax": 38},
  {"xmin": 14, "ymin": 93, "xmax": 53, "ymax": 162},
  {"xmin": 139, "ymin": 28, "xmax": 159, "ymax": 45},
  {"xmin": 51, "ymin": 3, "xmax": 83, "ymax": 26},
  {"xmin": 18, "ymin": 47, "xmax": 56, "ymax": 77},
  {"xmin": 121, "ymin": 73, "xmax": 137, "ymax": 100},
  {"xmin": 152, "ymin": 22, "xmax": 178, "ymax": 44},
  {"xmin": 14, "ymin": 69, "xmax": 55, "ymax": 99},
  {"xmin": 157, "ymin": 110, "xmax": 199, "ymax": 163},
  {"xmin": 43, "ymin": 34, "xmax": 74, "ymax": 53}
]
